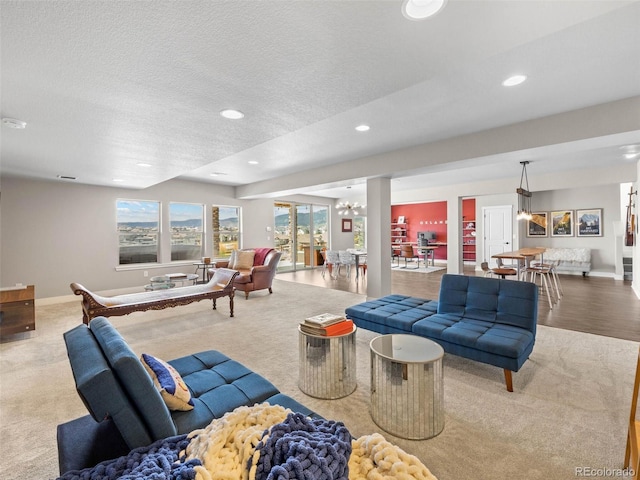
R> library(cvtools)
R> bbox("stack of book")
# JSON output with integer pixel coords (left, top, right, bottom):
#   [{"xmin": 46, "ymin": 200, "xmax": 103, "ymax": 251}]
[{"xmin": 299, "ymin": 313, "xmax": 354, "ymax": 336}]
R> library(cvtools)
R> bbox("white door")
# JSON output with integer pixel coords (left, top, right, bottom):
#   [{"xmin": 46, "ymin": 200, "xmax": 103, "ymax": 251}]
[{"xmin": 483, "ymin": 205, "xmax": 513, "ymax": 266}]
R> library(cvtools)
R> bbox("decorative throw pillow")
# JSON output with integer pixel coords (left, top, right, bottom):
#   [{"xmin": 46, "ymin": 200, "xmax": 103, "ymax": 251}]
[
  {"xmin": 227, "ymin": 250, "xmax": 237, "ymax": 269},
  {"xmin": 141, "ymin": 353, "xmax": 194, "ymax": 411},
  {"xmin": 235, "ymin": 250, "xmax": 256, "ymax": 270}
]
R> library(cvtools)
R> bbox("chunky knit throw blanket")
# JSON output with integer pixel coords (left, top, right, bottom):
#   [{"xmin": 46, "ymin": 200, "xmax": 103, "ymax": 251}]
[{"xmin": 59, "ymin": 403, "xmax": 437, "ymax": 480}]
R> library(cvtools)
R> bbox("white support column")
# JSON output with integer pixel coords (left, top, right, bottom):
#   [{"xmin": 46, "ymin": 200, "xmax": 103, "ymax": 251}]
[
  {"xmin": 367, "ymin": 177, "xmax": 391, "ymax": 299},
  {"xmin": 446, "ymin": 196, "xmax": 462, "ymax": 274}
]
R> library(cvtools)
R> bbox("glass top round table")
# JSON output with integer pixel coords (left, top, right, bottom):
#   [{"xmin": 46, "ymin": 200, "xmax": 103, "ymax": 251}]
[{"xmin": 369, "ymin": 333, "xmax": 444, "ymax": 363}]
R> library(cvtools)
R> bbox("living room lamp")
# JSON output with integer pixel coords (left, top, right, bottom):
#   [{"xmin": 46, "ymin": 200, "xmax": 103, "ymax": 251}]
[{"xmin": 516, "ymin": 161, "xmax": 533, "ymax": 221}]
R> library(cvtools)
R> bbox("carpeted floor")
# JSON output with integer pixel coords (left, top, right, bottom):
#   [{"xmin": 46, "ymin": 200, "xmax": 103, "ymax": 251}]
[{"xmin": 0, "ymin": 278, "xmax": 636, "ymax": 479}]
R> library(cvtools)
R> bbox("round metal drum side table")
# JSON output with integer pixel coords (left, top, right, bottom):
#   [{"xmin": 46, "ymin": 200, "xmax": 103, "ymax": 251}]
[
  {"xmin": 298, "ymin": 325, "xmax": 357, "ymax": 399},
  {"xmin": 370, "ymin": 334, "xmax": 444, "ymax": 439}
]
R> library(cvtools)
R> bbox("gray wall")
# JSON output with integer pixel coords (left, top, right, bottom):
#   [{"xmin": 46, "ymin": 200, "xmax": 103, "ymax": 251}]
[
  {"xmin": 519, "ymin": 184, "xmax": 621, "ymax": 272},
  {"xmin": 0, "ymin": 174, "xmax": 633, "ymax": 299},
  {"xmin": 0, "ymin": 176, "xmax": 342, "ymax": 298}
]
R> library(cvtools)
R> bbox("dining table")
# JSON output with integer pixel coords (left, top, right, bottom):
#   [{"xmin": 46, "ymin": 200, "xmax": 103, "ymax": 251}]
[
  {"xmin": 491, "ymin": 247, "xmax": 545, "ymax": 280},
  {"xmin": 346, "ymin": 248, "xmax": 367, "ymax": 280}
]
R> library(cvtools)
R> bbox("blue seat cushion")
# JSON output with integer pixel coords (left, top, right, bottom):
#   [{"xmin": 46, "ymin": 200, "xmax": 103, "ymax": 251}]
[
  {"xmin": 169, "ymin": 351, "xmax": 280, "ymax": 434},
  {"xmin": 413, "ymin": 316, "xmax": 534, "ymax": 359},
  {"xmin": 346, "ymin": 295, "xmax": 437, "ymax": 333}
]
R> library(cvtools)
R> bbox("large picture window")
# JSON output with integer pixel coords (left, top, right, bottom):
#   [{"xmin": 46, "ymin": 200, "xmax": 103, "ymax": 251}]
[
  {"xmin": 170, "ymin": 203, "xmax": 204, "ymax": 261},
  {"xmin": 117, "ymin": 200, "xmax": 160, "ymax": 264},
  {"xmin": 212, "ymin": 206, "xmax": 240, "ymax": 258}
]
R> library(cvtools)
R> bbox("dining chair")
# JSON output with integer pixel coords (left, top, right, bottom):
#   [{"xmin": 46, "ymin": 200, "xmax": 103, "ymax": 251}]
[
  {"xmin": 391, "ymin": 247, "xmax": 400, "ymax": 267},
  {"xmin": 399, "ymin": 244, "xmax": 420, "ymax": 269},
  {"xmin": 322, "ymin": 250, "xmax": 340, "ymax": 279},
  {"xmin": 338, "ymin": 250, "xmax": 356, "ymax": 279}
]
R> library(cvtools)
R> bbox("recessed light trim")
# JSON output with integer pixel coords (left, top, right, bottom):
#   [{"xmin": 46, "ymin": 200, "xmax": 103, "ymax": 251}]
[
  {"xmin": 355, "ymin": 124, "xmax": 370, "ymax": 132},
  {"xmin": 56, "ymin": 175, "xmax": 76, "ymax": 180},
  {"xmin": 402, "ymin": 0, "xmax": 447, "ymax": 20},
  {"xmin": 248, "ymin": 160, "xmax": 259, "ymax": 165},
  {"xmin": 112, "ymin": 178, "xmax": 124, "ymax": 182},
  {"xmin": 209, "ymin": 172, "xmax": 228, "ymax": 177},
  {"xmin": 502, "ymin": 74, "xmax": 527, "ymax": 87},
  {"xmin": 220, "ymin": 109, "xmax": 244, "ymax": 120},
  {"xmin": 2, "ymin": 117, "xmax": 27, "ymax": 129},
  {"xmin": 136, "ymin": 162, "xmax": 152, "ymax": 167}
]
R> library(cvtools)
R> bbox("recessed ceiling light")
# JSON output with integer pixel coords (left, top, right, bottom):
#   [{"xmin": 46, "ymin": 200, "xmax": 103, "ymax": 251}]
[
  {"xmin": 355, "ymin": 125, "xmax": 370, "ymax": 132},
  {"xmin": 56, "ymin": 175, "xmax": 76, "ymax": 180},
  {"xmin": 625, "ymin": 153, "xmax": 640, "ymax": 159},
  {"xmin": 220, "ymin": 109, "xmax": 244, "ymax": 120},
  {"xmin": 112, "ymin": 178, "xmax": 124, "ymax": 182},
  {"xmin": 2, "ymin": 117, "xmax": 27, "ymax": 129},
  {"xmin": 248, "ymin": 160, "xmax": 259, "ymax": 165},
  {"xmin": 209, "ymin": 172, "xmax": 227, "ymax": 177},
  {"xmin": 402, "ymin": 0, "xmax": 447, "ymax": 20},
  {"xmin": 502, "ymin": 75, "xmax": 527, "ymax": 87},
  {"xmin": 136, "ymin": 162, "xmax": 152, "ymax": 167}
]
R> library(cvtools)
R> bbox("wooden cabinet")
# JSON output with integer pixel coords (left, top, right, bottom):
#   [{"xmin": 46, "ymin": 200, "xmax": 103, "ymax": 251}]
[
  {"xmin": 462, "ymin": 220, "xmax": 476, "ymax": 262},
  {"xmin": 0, "ymin": 285, "xmax": 35, "ymax": 338}
]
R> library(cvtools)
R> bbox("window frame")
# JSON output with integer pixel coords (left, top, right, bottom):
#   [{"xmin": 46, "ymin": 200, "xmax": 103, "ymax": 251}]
[{"xmin": 116, "ymin": 199, "xmax": 161, "ymax": 265}]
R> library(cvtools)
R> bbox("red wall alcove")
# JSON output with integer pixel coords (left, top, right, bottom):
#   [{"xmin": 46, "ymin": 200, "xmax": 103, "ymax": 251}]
[{"xmin": 391, "ymin": 198, "xmax": 476, "ymax": 261}]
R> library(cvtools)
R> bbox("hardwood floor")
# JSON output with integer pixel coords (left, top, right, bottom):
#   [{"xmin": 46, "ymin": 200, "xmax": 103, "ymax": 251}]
[{"xmin": 277, "ymin": 264, "xmax": 640, "ymax": 342}]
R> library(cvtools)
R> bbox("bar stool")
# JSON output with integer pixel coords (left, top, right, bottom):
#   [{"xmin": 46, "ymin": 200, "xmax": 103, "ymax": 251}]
[
  {"xmin": 492, "ymin": 268, "xmax": 518, "ymax": 279},
  {"xmin": 533, "ymin": 259, "xmax": 563, "ymax": 299},
  {"xmin": 525, "ymin": 264, "xmax": 556, "ymax": 309}
]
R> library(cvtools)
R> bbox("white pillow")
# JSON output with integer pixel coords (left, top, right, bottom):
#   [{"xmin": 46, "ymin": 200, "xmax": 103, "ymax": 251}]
[{"xmin": 235, "ymin": 250, "xmax": 256, "ymax": 270}]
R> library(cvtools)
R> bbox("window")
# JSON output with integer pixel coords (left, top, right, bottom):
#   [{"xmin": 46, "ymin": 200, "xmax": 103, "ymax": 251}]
[
  {"xmin": 117, "ymin": 200, "xmax": 160, "ymax": 264},
  {"xmin": 212, "ymin": 206, "xmax": 240, "ymax": 258},
  {"xmin": 353, "ymin": 216, "xmax": 366, "ymax": 249},
  {"xmin": 170, "ymin": 203, "xmax": 204, "ymax": 261}
]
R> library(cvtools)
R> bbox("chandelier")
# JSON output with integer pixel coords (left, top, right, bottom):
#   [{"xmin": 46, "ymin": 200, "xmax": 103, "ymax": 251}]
[
  {"xmin": 516, "ymin": 161, "xmax": 533, "ymax": 221},
  {"xmin": 336, "ymin": 201, "xmax": 364, "ymax": 216}
]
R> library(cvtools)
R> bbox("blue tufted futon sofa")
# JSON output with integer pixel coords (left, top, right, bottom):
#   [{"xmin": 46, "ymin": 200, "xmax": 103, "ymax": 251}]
[
  {"xmin": 345, "ymin": 274, "xmax": 538, "ymax": 392},
  {"xmin": 57, "ymin": 316, "xmax": 315, "ymax": 475}
]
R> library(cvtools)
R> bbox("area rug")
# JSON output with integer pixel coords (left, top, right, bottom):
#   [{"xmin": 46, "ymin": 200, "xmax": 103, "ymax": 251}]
[
  {"xmin": 391, "ymin": 264, "xmax": 446, "ymax": 274},
  {"xmin": 0, "ymin": 278, "xmax": 637, "ymax": 480}
]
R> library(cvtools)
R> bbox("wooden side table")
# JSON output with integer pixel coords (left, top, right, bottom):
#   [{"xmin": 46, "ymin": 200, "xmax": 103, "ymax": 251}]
[{"xmin": 0, "ymin": 285, "xmax": 35, "ymax": 338}]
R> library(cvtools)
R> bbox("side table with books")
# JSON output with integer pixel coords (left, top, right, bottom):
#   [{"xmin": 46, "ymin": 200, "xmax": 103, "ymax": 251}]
[{"xmin": 298, "ymin": 313, "xmax": 357, "ymax": 399}]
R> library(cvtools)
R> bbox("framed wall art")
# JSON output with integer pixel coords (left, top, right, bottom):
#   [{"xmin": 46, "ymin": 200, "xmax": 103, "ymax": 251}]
[
  {"xmin": 551, "ymin": 210, "xmax": 574, "ymax": 237},
  {"xmin": 342, "ymin": 218, "xmax": 353, "ymax": 232},
  {"xmin": 577, "ymin": 208, "xmax": 602, "ymax": 237},
  {"xmin": 527, "ymin": 212, "xmax": 548, "ymax": 237}
]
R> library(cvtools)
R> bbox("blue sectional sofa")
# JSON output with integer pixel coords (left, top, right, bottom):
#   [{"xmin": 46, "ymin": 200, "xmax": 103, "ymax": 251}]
[
  {"xmin": 345, "ymin": 274, "xmax": 538, "ymax": 392},
  {"xmin": 57, "ymin": 316, "xmax": 315, "ymax": 475}
]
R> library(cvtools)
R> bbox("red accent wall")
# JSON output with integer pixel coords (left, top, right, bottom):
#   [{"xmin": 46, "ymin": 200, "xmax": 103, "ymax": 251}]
[
  {"xmin": 462, "ymin": 198, "xmax": 476, "ymax": 223},
  {"xmin": 391, "ymin": 201, "xmax": 448, "ymax": 259}
]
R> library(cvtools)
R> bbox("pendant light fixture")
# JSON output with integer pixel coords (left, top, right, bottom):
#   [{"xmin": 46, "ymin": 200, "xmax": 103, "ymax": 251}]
[
  {"xmin": 516, "ymin": 161, "xmax": 533, "ymax": 221},
  {"xmin": 336, "ymin": 201, "xmax": 364, "ymax": 216}
]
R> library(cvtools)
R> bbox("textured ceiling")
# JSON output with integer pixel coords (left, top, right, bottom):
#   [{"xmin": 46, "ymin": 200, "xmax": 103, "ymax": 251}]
[{"xmin": 1, "ymin": 1, "xmax": 639, "ymax": 197}]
